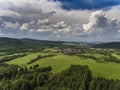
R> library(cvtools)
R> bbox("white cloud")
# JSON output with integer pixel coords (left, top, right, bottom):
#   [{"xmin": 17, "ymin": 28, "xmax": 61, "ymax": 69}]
[
  {"xmin": 38, "ymin": 19, "xmax": 50, "ymax": 25},
  {"xmin": 20, "ymin": 23, "xmax": 29, "ymax": 31},
  {"xmin": 0, "ymin": 9, "xmax": 20, "ymax": 18},
  {"xmin": 83, "ymin": 10, "xmax": 120, "ymax": 40},
  {"xmin": 83, "ymin": 10, "xmax": 107, "ymax": 32},
  {"xmin": 3, "ymin": 22, "xmax": 20, "ymax": 29},
  {"xmin": 0, "ymin": 0, "xmax": 120, "ymax": 41},
  {"xmin": 52, "ymin": 21, "xmax": 68, "ymax": 29},
  {"xmin": 106, "ymin": 5, "xmax": 120, "ymax": 20}
]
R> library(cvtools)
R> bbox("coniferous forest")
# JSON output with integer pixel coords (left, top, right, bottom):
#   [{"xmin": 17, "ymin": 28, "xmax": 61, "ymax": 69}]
[{"xmin": 0, "ymin": 63, "xmax": 120, "ymax": 90}]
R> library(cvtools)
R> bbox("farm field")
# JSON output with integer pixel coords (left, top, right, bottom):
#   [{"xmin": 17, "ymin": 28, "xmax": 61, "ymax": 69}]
[
  {"xmin": 5, "ymin": 52, "xmax": 120, "ymax": 80},
  {"xmin": 0, "ymin": 37, "xmax": 120, "ymax": 90},
  {"xmin": 6, "ymin": 52, "xmax": 49, "ymax": 65}
]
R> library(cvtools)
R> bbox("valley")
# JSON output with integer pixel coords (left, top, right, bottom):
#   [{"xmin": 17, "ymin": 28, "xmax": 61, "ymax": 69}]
[{"xmin": 0, "ymin": 37, "xmax": 120, "ymax": 89}]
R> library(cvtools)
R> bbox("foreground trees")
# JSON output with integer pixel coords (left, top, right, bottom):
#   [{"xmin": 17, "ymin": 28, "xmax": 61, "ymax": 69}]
[{"xmin": 0, "ymin": 63, "xmax": 120, "ymax": 90}]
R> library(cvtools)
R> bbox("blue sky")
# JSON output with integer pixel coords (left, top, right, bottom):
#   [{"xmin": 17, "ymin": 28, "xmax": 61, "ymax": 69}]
[{"xmin": 0, "ymin": 0, "xmax": 120, "ymax": 42}]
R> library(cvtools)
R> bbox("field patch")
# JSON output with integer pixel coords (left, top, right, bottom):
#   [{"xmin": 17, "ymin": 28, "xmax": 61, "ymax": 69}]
[
  {"xmin": 29, "ymin": 54, "xmax": 120, "ymax": 79},
  {"xmin": 6, "ymin": 52, "xmax": 49, "ymax": 65}
]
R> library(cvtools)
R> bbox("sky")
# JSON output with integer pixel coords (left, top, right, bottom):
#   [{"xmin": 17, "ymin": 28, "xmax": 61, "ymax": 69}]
[{"xmin": 0, "ymin": 0, "xmax": 120, "ymax": 42}]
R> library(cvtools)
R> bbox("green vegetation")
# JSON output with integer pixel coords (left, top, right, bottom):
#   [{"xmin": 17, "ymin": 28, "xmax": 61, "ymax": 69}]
[
  {"xmin": 28, "ymin": 54, "xmax": 120, "ymax": 79},
  {"xmin": 0, "ymin": 63, "xmax": 120, "ymax": 90},
  {"xmin": 27, "ymin": 54, "xmax": 56, "ymax": 64},
  {"xmin": 5, "ymin": 53, "xmax": 120, "ymax": 80},
  {"xmin": 6, "ymin": 53, "xmax": 45, "ymax": 65},
  {"xmin": 0, "ymin": 37, "xmax": 120, "ymax": 89},
  {"xmin": 0, "ymin": 53, "xmax": 27, "ymax": 62},
  {"xmin": 93, "ymin": 42, "xmax": 120, "ymax": 49}
]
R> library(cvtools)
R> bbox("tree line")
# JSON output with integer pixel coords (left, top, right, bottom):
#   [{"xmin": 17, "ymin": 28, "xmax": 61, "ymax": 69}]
[
  {"xmin": 27, "ymin": 54, "xmax": 57, "ymax": 64},
  {"xmin": 78, "ymin": 54, "xmax": 120, "ymax": 63},
  {"xmin": 0, "ymin": 63, "xmax": 120, "ymax": 90},
  {"xmin": 0, "ymin": 53, "xmax": 27, "ymax": 63}
]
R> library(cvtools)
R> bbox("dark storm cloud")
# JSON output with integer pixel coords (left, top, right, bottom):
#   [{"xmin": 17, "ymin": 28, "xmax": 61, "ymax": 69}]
[{"xmin": 53, "ymin": 0, "xmax": 120, "ymax": 10}]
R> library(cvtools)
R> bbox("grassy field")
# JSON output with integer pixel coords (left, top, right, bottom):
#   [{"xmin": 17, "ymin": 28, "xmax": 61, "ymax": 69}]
[
  {"xmin": 5, "ymin": 52, "xmax": 120, "ymax": 80},
  {"xmin": 112, "ymin": 54, "xmax": 120, "ymax": 60},
  {"xmin": 0, "ymin": 53, "xmax": 24, "ymax": 59},
  {"xmin": 28, "ymin": 54, "xmax": 120, "ymax": 79},
  {"xmin": 6, "ymin": 52, "xmax": 49, "ymax": 65}
]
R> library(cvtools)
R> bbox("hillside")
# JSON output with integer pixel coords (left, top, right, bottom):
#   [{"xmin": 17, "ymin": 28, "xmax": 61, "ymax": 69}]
[
  {"xmin": 0, "ymin": 37, "xmax": 64, "ymax": 47},
  {"xmin": 0, "ymin": 37, "xmax": 80, "ymax": 53},
  {"xmin": 0, "ymin": 37, "xmax": 119, "ymax": 79},
  {"xmin": 0, "ymin": 37, "xmax": 82, "ymax": 47},
  {"xmin": 0, "ymin": 37, "xmax": 120, "ymax": 89},
  {"xmin": 93, "ymin": 42, "xmax": 120, "ymax": 49}
]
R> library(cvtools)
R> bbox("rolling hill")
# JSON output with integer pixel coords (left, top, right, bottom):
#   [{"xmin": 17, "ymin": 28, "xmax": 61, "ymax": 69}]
[
  {"xmin": 93, "ymin": 42, "xmax": 120, "ymax": 49},
  {"xmin": 0, "ymin": 37, "xmax": 80, "ymax": 53}
]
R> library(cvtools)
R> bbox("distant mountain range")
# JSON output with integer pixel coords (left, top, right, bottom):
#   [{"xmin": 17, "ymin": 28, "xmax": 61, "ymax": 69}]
[
  {"xmin": 0, "ymin": 37, "xmax": 65, "ymax": 47},
  {"xmin": 0, "ymin": 37, "xmax": 120, "ymax": 49},
  {"xmin": 93, "ymin": 42, "xmax": 120, "ymax": 49},
  {"xmin": 0, "ymin": 37, "xmax": 80, "ymax": 53}
]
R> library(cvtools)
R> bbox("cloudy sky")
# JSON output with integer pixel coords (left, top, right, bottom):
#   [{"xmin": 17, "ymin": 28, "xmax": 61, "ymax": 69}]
[{"xmin": 0, "ymin": 0, "xmax": 120, "ymax": 42}]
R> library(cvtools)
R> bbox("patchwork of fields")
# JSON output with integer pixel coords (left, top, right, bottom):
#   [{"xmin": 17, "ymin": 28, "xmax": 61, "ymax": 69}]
[
  {"xmin": 0, "ymin": 37, "xmax": 120, "ymax": 80},
  {"xmin": 4, "ymin": 52, "xmax": 120, "ymax": 80}
]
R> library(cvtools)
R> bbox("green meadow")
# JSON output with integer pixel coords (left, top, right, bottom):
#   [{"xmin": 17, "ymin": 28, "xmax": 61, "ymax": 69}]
[{"xmin": 6, "ymin": 53, "xmax": 120, "ymax": 80}]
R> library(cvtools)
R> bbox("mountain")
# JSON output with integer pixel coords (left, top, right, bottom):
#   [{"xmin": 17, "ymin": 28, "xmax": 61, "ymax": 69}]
[
  {"xmin": 0, "ymin": 37, "xmax": 65, "ymax": 47},
  {"xmin": 93, "ymin": 42, "xmax": 120, "ymax": 49},
  {"xmin": 0, "ymin": 37, "xmax": 80, "ymax": 53}
]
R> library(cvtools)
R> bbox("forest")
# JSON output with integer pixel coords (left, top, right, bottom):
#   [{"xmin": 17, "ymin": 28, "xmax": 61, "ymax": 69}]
[
  {"xmin": 0, "ymin": 37, "xmax": 120, "ymax": 90},
  {"xmin": 0, "ymin": 63, "xmax": 120, "ymax": 90}
]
